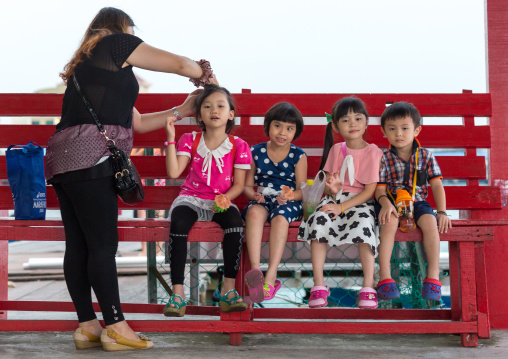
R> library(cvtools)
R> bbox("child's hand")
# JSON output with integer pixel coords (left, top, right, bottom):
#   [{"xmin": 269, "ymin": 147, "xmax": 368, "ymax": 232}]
[
  {"xmin": 325, "ymin": 172, "xmax": 344, "ymax": 196},
  {"xmin": 253, "ymin": 192, "xmax": 265, "ymax": 204},
  {"xmin": 165, "ymin": 117, "xmax": 176, "ymax": 141},
  {"xmin": 276, "ymin": 194, "xmax": 288, "ymax": 205},
  {"xmin": 319, "ymin": 203, "xmax": 341, "ymax": 220},
  {"xmin": 378, "ymin": 204, "xmax": 398, "ymax": 225},
  {"xmin": 437, "ymin": 213, "xmax": 452, "ymax": 234}
]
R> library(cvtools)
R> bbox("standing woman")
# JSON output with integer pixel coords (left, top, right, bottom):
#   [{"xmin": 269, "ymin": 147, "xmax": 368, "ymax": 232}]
[{"xmin": 45, "ymin": 7, "xmax": 215, "ymax": 351}]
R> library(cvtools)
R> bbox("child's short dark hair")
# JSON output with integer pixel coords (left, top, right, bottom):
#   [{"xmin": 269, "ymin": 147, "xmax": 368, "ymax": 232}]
[
  {"xmin": 263, "ymin": 102, "xmax": 304, "ymax": 140},
  {"xmin": 195, "ymin": 84, "xmax": 236, "ymax": 134},
  {"xmin": 381, "ymin": 102, "xmax": 421, "ymax": 129}
]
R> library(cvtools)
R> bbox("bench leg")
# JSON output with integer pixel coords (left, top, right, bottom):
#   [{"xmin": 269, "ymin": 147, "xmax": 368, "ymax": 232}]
[
  {"xmin": 459, "ymin": 242, "xmax": 478, "ymax": 347},
  {"xmin": 448, "ymin": 242, "xmax": 460, "ymax": 321},
  {"xmin": 0, "ymin": 239, "xmax": 7, "ymax": 319},
  {"xmin": 474, "ymin": 242, "xmax": 490, "ymax": 339},
  {"xmin": 229, "ymin": 333, "xmax": 242, "ymax": 345}
]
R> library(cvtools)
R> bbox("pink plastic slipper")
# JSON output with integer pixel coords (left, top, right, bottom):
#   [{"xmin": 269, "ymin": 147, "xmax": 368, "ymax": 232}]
[
  {"xmin": 308, "ymin": 286, "xmax": 330, "ymax": 308},
  {"xmin": 358, "ymin": 287, "xmax": 378, "ymax": 309},
  {"xmin": 244, "ymin": 269, "xmax": 265, "ymax": 303},
  {"xmin": 263, "ymin": 280, "xmax": 282, "ymax": 300}
]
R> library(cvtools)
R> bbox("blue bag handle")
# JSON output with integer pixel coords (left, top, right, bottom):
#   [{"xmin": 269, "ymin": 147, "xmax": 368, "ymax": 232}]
[{"xmin": 7, "ymin": 141, "xmax": 43, "ymax": 154}]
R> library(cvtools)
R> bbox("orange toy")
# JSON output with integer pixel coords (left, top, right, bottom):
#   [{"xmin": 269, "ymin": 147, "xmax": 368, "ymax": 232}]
[
  {"xmin": 213, "ymin": 194, "xmax": 231, "ymax": 213},
  {"xmin": 281, "ymin": 186, "xmax": 295, "ymax": 200}
]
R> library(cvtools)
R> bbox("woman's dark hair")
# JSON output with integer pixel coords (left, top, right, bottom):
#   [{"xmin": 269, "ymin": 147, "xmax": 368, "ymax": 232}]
[
  {"xmin": 263, "ymin": 102, "xmax": 304, "ymax": 140},
  {"xmin": 319, "ymin": 97, "xmax": 369, "ymax": 170},
  {"xmin": 195, "ymin": 85, "xmax": 236, "ymax": 134},
  {"xmin": 380, "ymin": 102, "xmax": 421, "ymax": 129},
  {"xmin": 60, "ymin": 7, "xmax": 135, "ymax": 82}
]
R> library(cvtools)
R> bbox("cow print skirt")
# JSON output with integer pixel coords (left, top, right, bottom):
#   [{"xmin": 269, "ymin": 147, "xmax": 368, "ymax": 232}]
[{"xmin": 297, "ymin": 192, "xmax": 379, "ymax": 256}]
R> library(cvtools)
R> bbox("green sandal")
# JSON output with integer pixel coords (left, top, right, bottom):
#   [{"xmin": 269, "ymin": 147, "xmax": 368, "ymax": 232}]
[
  {"xmin": 163, "ymin": 294, "xmax": 187, "ymax": 317},
  {"xmin": 219, "ymin": 289, "xmax": 248, "ymax": 313}
]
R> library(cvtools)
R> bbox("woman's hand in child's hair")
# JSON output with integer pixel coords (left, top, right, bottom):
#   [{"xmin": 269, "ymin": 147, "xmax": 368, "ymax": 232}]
[
  {"xmin": 325, "ymin": 172, "xmax": 344, "ymax": 196},
  {"xmin": 319, "ymin": 203, "xmax": 341, "ymax": 220},
  {"xmin": 253, "ymin": 192, "xmax": 266, "ymax": 204},
  {"xmin": 179, "ymin": 89, "xmax": 204, "ymax": 118},
  {"xmin": 276, "ymin": 194, "xmax": 288, "ymax": 205},
  {"xmin": 207, "ymin": 74, "xmax": 219, "ymax": 86},
  {"xmin": 378, "ymin": 203, "xmax": 398, "ymax": 225},
  {"xmin": 437, "ymin": 212, "xmax": 452, "ymax": 234}
]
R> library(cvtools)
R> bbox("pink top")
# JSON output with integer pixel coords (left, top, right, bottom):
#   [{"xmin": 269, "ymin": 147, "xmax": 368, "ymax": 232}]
[
  {"xmin": 176, "ymin": 132, "xmax": 252, "ymax": 200},
  {"xmin": 323, "ymin": 142, "xmax": 383, "ymax": 193}
]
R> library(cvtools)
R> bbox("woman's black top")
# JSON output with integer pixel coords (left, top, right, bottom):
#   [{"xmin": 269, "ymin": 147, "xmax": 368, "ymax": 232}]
[
  {"xmin": 57, "ymin": 33, "xmax": 144, "ymax": 131},
  {"xmin": 45, "ymin": 33, "xmax": 143, "ymax": 183}
]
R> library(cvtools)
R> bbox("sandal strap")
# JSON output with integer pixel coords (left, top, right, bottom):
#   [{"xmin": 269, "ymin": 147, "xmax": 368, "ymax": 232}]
[
  {"xmin": 359, "ymin": 291, "xmax": 377, "ymax": 300},
  {"xmin": 168, "ymin": 294, "xmax": 186, "ymax": 309},
  {"xmin": 222, "ymin": 289, "xmax": 243, "ymax": 305}
]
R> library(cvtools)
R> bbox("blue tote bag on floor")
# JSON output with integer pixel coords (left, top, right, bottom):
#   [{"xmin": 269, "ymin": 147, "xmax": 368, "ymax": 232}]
[{"xmin": 6, "ymin": 141, "xmax": 46, "ymax": 220}]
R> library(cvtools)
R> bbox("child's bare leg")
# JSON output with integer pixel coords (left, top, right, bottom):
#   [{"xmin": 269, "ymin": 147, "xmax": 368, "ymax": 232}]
[
  {"xmin": 265, "ymin": 215, "xmax": 289, "ymax": 286},
  {"xmin": 377, "ymin": 214, "xmax": 399, "ymax": 281},
  {"xmin": 245, "ymin": 205, "xmax": 269, "ymax": 270},
  {"xmin": 417, "ymin": 214, "xmax": 441, "ymax": 280},
  {"xmin": 221, "ymin": 277, "xmax": 243, "ymax": 303},
  {"xmin": 311, "ymin": 240, "xmax": 328, "ymax": 287},
  {"xmin": 358, "ymin": 243, "xmax": 375, "ymax": 288}
]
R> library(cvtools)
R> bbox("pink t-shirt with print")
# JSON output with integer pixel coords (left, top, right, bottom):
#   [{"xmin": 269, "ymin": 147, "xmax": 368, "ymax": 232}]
[
  {"xmin": 176, "ymin": 132, "xmax": 252, "ymax": 200},
  {"xmin": 323, "ymin": 142, "xmax": 383, "ymax": 193}
]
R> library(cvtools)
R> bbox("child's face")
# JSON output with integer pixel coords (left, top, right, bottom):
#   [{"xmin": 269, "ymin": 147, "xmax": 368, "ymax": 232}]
[
  {"xmin": 199, "ymin": 92, "xmax": 234, "ymax": 130},
  {"xmin": 382, "ymin": 116, "xmax": 421, "ymax": 150},
  {"xmin": 333, "ymin": 110, "xmax": 368, "ymax": 141},
  {"xmin": 268, "ymin": 120, "xmax": 296, "ymax": 147}
]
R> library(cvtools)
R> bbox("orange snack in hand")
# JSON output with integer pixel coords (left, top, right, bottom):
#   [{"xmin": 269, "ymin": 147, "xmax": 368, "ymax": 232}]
[
  {"xmin": 281, "ymin": 186, "xmax": 294, "ymax": 200},
  {"xmin": 214, "ymin": 194, "xmax": 231, "ymax": 213}
]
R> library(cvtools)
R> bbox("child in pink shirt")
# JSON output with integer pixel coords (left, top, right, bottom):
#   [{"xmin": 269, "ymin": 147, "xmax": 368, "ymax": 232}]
[
  {"xmin": 163, "ymin": 85, "xmax": 252, "ymax": 317},
  {"xmin": 298, "ymin": 97, "xmax": 383, "ymax": 309}
]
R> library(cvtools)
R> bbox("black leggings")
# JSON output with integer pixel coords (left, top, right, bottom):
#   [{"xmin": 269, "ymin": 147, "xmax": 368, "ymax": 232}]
[
  {"xmin": 53, "ymin": 176, "xmax": 124, "ymax": 325},
  {"xmin": 167, "ymin": 205, "xmax": 244, "ymax": 285}
]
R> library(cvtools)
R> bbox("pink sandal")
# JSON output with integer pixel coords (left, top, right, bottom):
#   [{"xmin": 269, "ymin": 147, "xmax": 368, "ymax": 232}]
[
  {"xmin": 308, "ymin": 286, "xmax": 330, "ymax": 308},
  {"xmin": 358, "ymin": 287, "xmax": 378, "ymax": 309},
  {"xmin": 263, "ymin": 280, "xmax": 282, "ymax": 301},
  {"xmin": 244, "ymin": 269, "xmax": 265, "ymax": 303}
]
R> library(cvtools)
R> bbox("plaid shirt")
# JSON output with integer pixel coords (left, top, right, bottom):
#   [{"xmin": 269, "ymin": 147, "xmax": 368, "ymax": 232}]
[{"xmin": 378, "ymin": 139, "xmax": 443, "ymax": 202}]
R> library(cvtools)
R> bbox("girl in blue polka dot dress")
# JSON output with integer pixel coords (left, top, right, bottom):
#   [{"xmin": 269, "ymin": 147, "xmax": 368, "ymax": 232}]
[{"xmin": 242, "ymin": 102, "xmax": 307, "ymax": 303}]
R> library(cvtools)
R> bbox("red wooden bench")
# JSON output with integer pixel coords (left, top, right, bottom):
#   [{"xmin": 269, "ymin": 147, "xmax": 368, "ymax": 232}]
[{"xmin": 0, "ymin": 91, "xmax": 503, "ymax": 347}]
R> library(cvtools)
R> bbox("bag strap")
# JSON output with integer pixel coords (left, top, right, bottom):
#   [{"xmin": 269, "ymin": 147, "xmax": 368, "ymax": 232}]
[
  {"xmin": 341, "ymin": 142, "xmax": 347, "ymax": 158},
  {"xmin": 190, "ymin": 132, "xmax": 237, "ymax": 177},
  {"xmin": 72, "ymin": 74, "xmax": 114, "ymax": 146},
  {"xmin": 191, "ymin": 132, "xmax": 202, "ymax": 158}
]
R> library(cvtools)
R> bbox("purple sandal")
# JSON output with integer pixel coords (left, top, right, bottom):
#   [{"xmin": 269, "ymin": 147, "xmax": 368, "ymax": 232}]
[
  {"xmin": 263, "ymin": 280, "xmax": 282, "ymax": 301},
  {"xmin": 308, "ymin": 286, "xmax": 330, "ymax": 308},
  {"xmin": 244, "ymin": 269, "xmax": 265, "ymax": 303}
]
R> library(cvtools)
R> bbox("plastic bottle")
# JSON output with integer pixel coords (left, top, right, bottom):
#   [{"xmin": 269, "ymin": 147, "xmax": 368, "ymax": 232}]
[
  {"xmin": 302, "ymin": 179, "xmax": 315, "ymax": 220},
  {"xmin": 395, "ymin": 189, "xmax": 416, "ymax": 232}
]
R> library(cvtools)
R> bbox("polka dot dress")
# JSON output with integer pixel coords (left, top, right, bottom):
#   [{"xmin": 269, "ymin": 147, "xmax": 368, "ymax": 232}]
[{"xmin": 242, "ymin": 142, "xmax": 305, "ymax": 223}]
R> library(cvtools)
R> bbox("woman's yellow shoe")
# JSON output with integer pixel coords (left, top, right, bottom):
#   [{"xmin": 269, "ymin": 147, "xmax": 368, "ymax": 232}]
[
  {"xmin": 100, "ymin": 329, "xmax": 154, "ymax": 351},
  {"xmin": 73, "ymin": 328, "xmax": 102, "ymax": 350}
]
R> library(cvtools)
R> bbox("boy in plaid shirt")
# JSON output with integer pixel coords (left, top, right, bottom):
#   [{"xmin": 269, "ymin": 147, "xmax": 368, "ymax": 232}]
[{"xmin": 374, "ymin": 102, "xmax": 452, "ymax": 301}]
